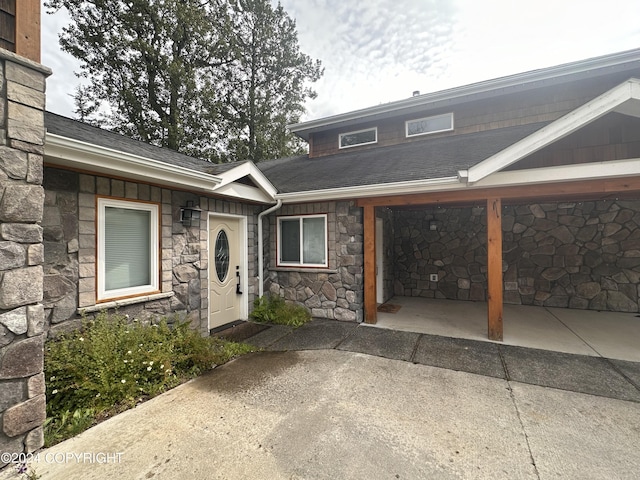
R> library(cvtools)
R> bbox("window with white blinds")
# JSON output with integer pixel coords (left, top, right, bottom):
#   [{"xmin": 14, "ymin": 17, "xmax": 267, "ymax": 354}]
[{"xmin": 97, "ymin": 198, "xmax": 159, "ymax": 300}]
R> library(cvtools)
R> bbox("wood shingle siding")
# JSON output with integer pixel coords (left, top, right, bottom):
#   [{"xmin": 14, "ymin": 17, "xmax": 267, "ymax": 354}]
[
  {"xmin": 508, "ymin": 113, "xmax": 640, "ymax": 170},
  {"xmin": 0, "ymin": 0, "xmax": 16, "ymax": 53},
  {"xmin": 308, "ymin": 68, "xmax": 640, "ymax": 158}
]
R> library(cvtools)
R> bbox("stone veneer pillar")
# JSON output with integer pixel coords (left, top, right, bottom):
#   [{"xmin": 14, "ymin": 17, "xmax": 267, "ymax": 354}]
[{"xmin": 0, "ymin": 50, "xmax": 51, "ymax": 464}]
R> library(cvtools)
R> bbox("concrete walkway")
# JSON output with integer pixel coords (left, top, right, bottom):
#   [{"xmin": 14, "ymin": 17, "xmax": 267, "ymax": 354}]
[{"xmin": 5, "ymin": 320, "xmax": 640, "ymax": 479}]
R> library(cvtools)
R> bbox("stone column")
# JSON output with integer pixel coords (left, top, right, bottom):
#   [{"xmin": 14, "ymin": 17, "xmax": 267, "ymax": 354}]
[{"xmin": 0, "ymin": 50, "xmax": 51, "ymax": 465}]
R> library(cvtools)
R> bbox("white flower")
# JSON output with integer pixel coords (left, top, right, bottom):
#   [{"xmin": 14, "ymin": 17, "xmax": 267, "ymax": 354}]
[
  {"xmin": 127, "ymin": 350, "xmax": 132, "ymax": 355},
  {"xmin": 95, "ymin": 393, "xmax": 100, "ymax": 398},
  {"xmin": 147, "ymin": 366, "xmax": 152, "ymax": 371},
  {"xmin": 79, "ymin": 337, "xmax": 84, "ymax": 342},
  {"xmin": 149, "ymin": 361, "xmax": 154, "ymax": 366},
  {"xmin": 121, "ymin": 379, "xmax": 126, "ymax": 384},
  {"xmin": 50, "ymin": 376, "xmax": 56, "ymax": 381},
  {"xmin": 160, "ymin": 364, "xmax": 164, "ymax": 369},
  {"xmin": 51, "ymin": 389, "xmax": 58, "ymax": 394}
]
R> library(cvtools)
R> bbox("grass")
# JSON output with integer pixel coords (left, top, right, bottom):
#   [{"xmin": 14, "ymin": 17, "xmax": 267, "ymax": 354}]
[
  {"xmin": 249, "ymin": 295, "xmax": 311, "ymax": 327},
  {"xmin": 44, "ymin": 312, "xmax": 257, "ymax": 446}
]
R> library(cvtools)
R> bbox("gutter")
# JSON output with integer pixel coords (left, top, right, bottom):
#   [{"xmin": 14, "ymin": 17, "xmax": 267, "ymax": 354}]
[
  {"xmin": 45, "ymin": 133, "xmax": 222, "ymax": 192},
  {"xmin": 288, "ymin": 48, "xmax": 640, "ymax": 140},
  {"xmin": 275, "ymin": 176, "xmax": 461, "ymax": 203},
  {"xmin": 257, "ymin": 199, "xmax": 283, "ymax": 297}
]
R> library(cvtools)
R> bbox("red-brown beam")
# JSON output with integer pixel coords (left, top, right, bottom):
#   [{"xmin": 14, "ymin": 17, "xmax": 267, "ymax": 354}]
[
  {"xmin": 363, "ymin": 204, "xmax": 377, "ymax": 323},
  {"xmin": 15, "ymin": 0, "xmax": 40, "ymax": 62},
  {"xmin": 487, "ymin": 197, "xmax": 503, "ymax": 341}
]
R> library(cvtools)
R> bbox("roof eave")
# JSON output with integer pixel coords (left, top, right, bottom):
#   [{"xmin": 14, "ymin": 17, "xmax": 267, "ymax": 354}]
[
  {"xmin": 289, "ymin": 48, "xmax": 640, "ymax": 141},
  {"xmin": 44, "ymin": 132, "xmax": 222, "ymax": 192},
  {"xmin": 275, "ymin": 176, "xmax": 461, "ymax": 203}
]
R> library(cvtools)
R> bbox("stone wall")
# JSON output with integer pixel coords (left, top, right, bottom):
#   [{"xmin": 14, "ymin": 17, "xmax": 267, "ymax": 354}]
[
  {"xmin": 0, "ymin": 52, "xmax": 50, "ymax": 465},
  {"xmin": 43, "ymin": 167, "xmax": 261, "ymax": 337},
  {"xmin": 266, "ymin": 201, "xmax": 364, "ymax": 322},
  {"xmin": 394, "ymin": 200, "xmax": 640, "ymax": 312}
]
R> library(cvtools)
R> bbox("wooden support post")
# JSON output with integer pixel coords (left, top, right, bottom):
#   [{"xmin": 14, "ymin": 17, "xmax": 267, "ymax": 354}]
[
  {"xmin": 363, "ymin": 204, "xmax": 377, "ymax": 324},
  {"xmin": 15, "ymin": 0, "xmax": 40, "ymax": 63},
  {"xmin": 487, "ymin": 197, "xmax": 503, "ymax": 341}
]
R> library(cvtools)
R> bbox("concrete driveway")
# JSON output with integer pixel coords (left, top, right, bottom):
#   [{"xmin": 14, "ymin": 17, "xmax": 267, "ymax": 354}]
[{"xmin": 11, "ymin": 348, "xmax": 640, "ymax": 480}]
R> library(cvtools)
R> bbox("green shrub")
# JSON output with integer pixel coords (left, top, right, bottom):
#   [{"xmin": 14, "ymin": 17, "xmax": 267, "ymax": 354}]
[
  {"xmin": 44, "ymin": 312, "xmax": 257, "ymax": 445},
  {"xmin": 250, "ymin": 295, "xmax": 311, "ymax": 327}
]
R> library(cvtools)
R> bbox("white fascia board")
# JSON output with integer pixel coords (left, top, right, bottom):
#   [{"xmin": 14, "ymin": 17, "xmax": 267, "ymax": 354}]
[
  {"xmin": 275, "ymin": 176, "xmax": 461, "ymax": 203},
  {"xmin": 471, "ymin": 158, "xmax": 640, "ymax": 188},
  {"xmin": 289, "ymin": 49, "xmax": 640, "ymax": 139},
  {"xmin": 213, "ymin": 182, "xmax": 275, "ymax": 204},
  {"xmin": 276, "ymin": 159, "xmax": 640, "ymax": 204},
  {"xmin": 45, "ymin": 133, "xmax": 222, "ymax": 192},
  {"xmin": 214, "ymin": 161, "xmax": 278, "ymax": 198},
  {"xmin": 465, "ymin": 79, "xmax": 640, "ymax": 184}
]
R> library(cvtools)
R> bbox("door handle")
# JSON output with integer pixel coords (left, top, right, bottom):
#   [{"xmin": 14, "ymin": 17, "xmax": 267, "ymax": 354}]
[{"xmin": 236, "ymin": 266, "xmax": 242, "ymax": 294}]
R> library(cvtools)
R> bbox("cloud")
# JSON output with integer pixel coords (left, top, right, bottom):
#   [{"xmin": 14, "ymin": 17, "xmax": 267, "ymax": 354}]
[{"xmin": 41, "ymin": 0, "xmax": 640, "ymax": 124}]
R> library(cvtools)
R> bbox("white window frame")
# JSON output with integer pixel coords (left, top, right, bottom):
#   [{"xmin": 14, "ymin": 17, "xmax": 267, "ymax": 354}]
[
  {"xmin": 277, "ymin": 214, "xmax": 328, "ymax": 268},
  {"xmin": 339, "ymin": 127, "xmax": 378, "ymax": 149},
  {"xmin": 97, "ymin": 197, "xmax": 159, "ymax": 301},
  {"xmin": 405, "ymin": 112, "xmax": 454, "ymax": 138}
]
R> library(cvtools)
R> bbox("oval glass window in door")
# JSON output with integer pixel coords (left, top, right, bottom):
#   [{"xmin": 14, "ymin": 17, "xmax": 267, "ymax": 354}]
[{"xmin": 215, "ymin": 230, "xmax": 230, "ymax": 282}]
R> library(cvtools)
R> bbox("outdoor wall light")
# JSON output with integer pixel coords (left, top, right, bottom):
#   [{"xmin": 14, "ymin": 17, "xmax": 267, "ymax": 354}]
[{"xmin": 180, "ymin": 201, "xmax": 202, "ymax": 227}]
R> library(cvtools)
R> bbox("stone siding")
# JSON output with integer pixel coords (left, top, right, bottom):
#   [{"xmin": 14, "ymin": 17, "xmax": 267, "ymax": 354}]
[
  {"xmin": 394, "ymin": 200, "xmax": 640, "ymax": 311},
  {"xmin": 43, "ymin": 167, "xmax": 260, "ymax": 337},
  {"xmin": 266, "ymin": 201, "xmax": 364, "ymax": 322},
  {"xmin": 0, "ymin": 52, "xmax": 50, "ymax": 465}
]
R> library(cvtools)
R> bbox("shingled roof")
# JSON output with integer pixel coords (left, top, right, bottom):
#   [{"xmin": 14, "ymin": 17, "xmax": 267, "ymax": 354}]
[
  {"xmin": 258, "ymin": 122, "xmax": 549, "ymax": 193},
  {"xmin": 44, "ymin": 112, "xmax": 247, "ymax": 176},
  {"xmin": 45, "ymin": 112, "xmax": 550, "ymax": 196}
]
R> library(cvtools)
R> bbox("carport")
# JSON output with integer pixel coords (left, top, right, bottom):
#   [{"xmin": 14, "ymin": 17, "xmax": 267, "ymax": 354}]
[{"xmin": 359, "ymin": 175, "xmax": 640, "ymax": 341}]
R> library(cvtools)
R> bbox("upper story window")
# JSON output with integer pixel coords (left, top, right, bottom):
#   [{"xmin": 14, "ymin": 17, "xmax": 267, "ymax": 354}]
[
  {"xmin": 97, "ymin": 197, "xmax": 159, "ymax": 301},
  {"xmin": 406, "ymin": 113, "xmax": 454, "ymax": 137},
  {"xmin": 339, "ymin": 127, "xmax": 377, "ymax": 149}
]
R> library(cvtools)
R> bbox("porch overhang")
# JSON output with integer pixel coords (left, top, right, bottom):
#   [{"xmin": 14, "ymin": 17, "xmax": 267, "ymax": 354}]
[{"xmin": 356, "ymin": 174, "xmax": 640, "ymax": 341}]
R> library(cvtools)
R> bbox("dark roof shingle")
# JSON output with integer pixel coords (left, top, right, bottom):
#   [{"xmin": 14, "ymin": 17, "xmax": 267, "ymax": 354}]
[{"xmin": 258, "ymin": 122, "xmax": 548, "ymax": 193}]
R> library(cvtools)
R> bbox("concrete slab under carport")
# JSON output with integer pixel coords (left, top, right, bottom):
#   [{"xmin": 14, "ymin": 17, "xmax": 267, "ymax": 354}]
[{"xmin": 375, "ymin": 296, "xmax": 640, "ymax": 362}]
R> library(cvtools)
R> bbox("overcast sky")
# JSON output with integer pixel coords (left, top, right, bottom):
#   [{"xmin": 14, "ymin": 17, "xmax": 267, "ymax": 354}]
[{"xmin": 42, "ymin": 0, "xmax": 640, "ymax": 122}]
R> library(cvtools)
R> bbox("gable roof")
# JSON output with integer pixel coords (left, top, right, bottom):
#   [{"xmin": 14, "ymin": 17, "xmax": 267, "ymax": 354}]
[
  {"xmin": 44, "ymin": 113, "xmax": 277, "ymax": 202},
  {"xmin": 463, "ymin": 78, "xmax": 640, "ymax": 183},
  {"xmin": 258, "ymin": 122, "xmax": 548, "ymax": 195}
]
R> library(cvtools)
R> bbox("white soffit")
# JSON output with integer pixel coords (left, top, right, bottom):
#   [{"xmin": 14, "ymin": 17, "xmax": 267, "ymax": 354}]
[
  {"xmin": 463, "ymin": 78, "xmax": 640, "ymax": 184},
  {"xmin": 213, "ymin": 161, "xmax": 278, "ymax": 200},
  {"xmin": 45, "ymin": 133, "xmax": 222, "ymax": 192}
]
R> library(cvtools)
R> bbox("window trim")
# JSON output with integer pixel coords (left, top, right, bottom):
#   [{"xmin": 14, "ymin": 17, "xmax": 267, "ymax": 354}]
[
  {"xmin": 277, "ymin": 214, "xmax": 328, "ymax": 268},
  {"xmin": 405, "ymin": 112, "xmax": 454, "ymax": 138},
  {"xmin": 338, "ymin": 127, "xmax": 378, "ymax": 149},
  {"xmin": 97, "ymin": 197, "xmax": 160, "ymax": 302}
]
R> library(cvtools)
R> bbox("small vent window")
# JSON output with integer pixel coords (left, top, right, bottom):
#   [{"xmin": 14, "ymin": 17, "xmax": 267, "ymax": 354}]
[
  {"xmin": 406, "ymin": 113, "xmax": 453, "ymax": 137},
  {"xmin": 339, "ymin": 128, "xmax": 377, "ymax": 149}
]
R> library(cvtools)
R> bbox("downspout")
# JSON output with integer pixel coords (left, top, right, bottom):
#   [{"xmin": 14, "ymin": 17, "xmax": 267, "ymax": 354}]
[{"xmin": 257, "ymin": 199, "xmax": 282, "ymax": 297}]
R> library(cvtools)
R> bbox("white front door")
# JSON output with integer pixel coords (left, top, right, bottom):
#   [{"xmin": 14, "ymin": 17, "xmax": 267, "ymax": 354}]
[{"xmin": 210, "ymin": 215, "xmax": 242, "ymax": 329}]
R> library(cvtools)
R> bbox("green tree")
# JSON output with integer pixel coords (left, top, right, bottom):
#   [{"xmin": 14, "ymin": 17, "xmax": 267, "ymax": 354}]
[
  {"xmin": 46, "ymin": 0, "xmax": 322, "ymax": 162},
  {"xmin": 218, "ymin": 0, "xmax": 323, "ymax": 162}
]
